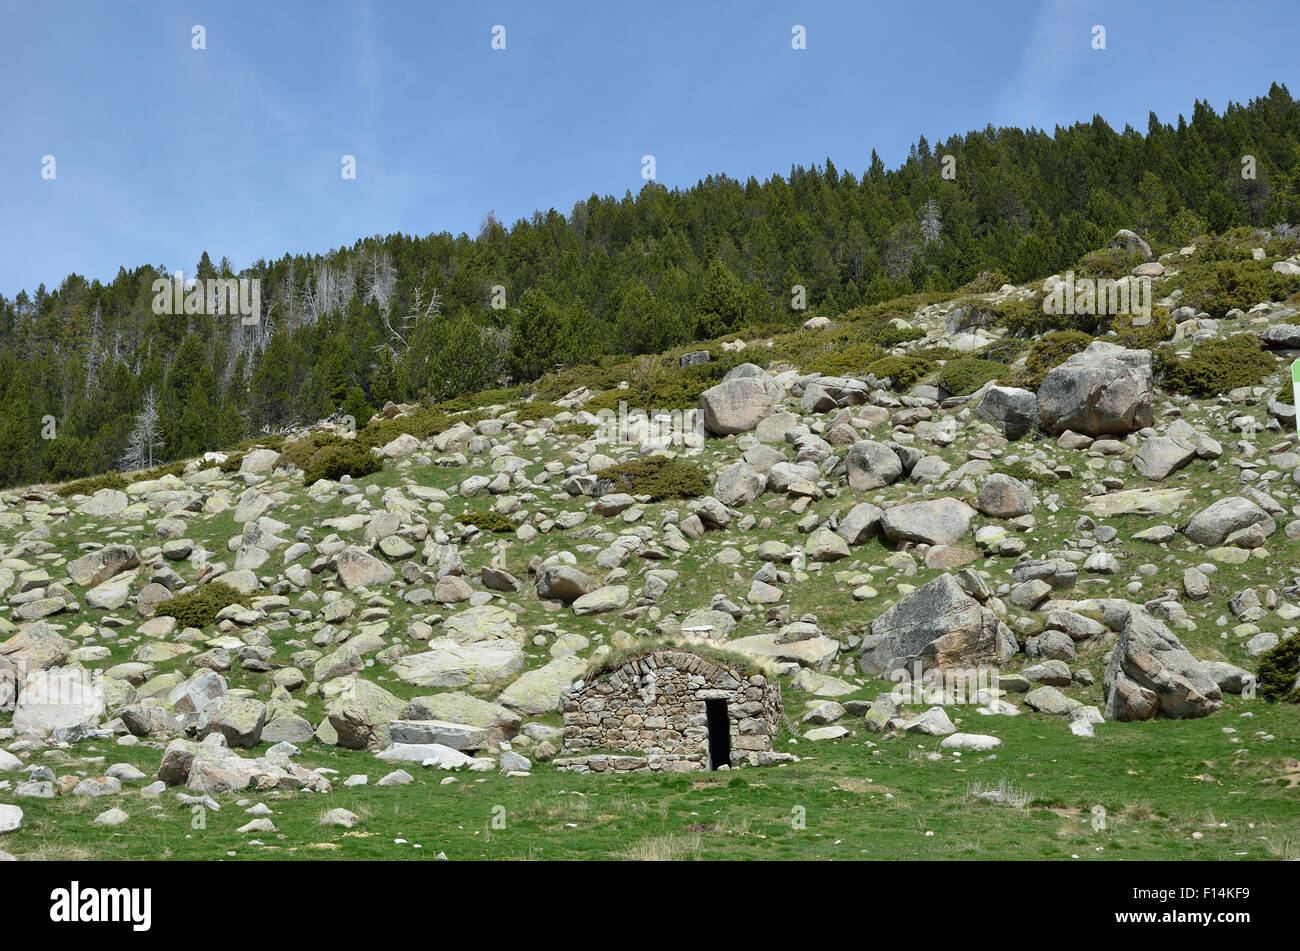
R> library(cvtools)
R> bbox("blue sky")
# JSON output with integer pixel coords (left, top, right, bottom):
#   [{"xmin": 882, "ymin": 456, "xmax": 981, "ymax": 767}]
[{"xmin": 1, "ymin": 0, "xmax": 1296, "ymax": 297}]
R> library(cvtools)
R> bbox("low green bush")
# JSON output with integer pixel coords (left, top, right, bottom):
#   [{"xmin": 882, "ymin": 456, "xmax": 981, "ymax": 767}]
[
  {"xmin": 595, "ymin": 456, "xmax": 710, "ymax": 500},
  {"xmin": 958, "ymin": 270, "xmax": 1013, "ymax": 294},
  {"xmin": 1075, "ymin": 247, "xmax": 1145, "ymax": 279},
  {"xmin": 156, "ymin": 582, "xmax": 245, "ymax": 629},
  {"xmin": 1022, "ymin": 330, "xmax": 1094, "ymax": 390},
  {"xmin": 1161, "ymin": 258, "xmax": 1300, "ymax": 317},
  {"xmin": 865, "ymin": 356, "xmax": 935, "ymax": 390},
  {"xmin": 1111, "ymin": 306, "xmax": 1175, "ymax": 350},
  {"xmin": 280, "ymin": 433, "xmax": 384, "ymax": 484},
  {"xmin": 458, "ymin": 509, "xmax": 517, "ymax": 533},
  {"xmin": 803, "ymin": 341, "xmax": 886, "ymax": 377},
  {"xmin": 583, "ymin": 359, "xmax": 737, "ymax": 413},
  {"xmin": 1258, "ymin": 634, "xmax": 1300, "ymax": 703},
  {"xmin": 553, "ymin": 422, "xmax": 597, "ymax": 438},
  {"xmin": 436, "ymin": 385, "xmax": 525, "ymax": 413},
  {"xmin": 512, "ymin": 401, "xmax": 565, "ymax": 423},
  {"xmin": 59, "ymin": 471, "xmax": 128, "ymax": 496},
  {"xmin": 937, "ymin": 357, "xmax": 1005, "ymax": 396},
  {"xmin": 355, "ymin": 405, "xmax": 452, "ymax": 450},
  {"xmin": 1154, "ymin": 335, "xmax": 1278, "ymax": 397}
]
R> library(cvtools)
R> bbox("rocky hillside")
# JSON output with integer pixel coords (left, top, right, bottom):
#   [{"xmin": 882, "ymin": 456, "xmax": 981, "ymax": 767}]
[{"xmin": 1, "ymin": 228, "xmax": 1299, "ymax": 860}]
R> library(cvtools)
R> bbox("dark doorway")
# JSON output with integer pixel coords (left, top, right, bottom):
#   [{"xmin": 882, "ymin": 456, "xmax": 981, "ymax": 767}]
[{"xmin": 705, "ymin": 699, "xmax": 730, "ymax": 770}]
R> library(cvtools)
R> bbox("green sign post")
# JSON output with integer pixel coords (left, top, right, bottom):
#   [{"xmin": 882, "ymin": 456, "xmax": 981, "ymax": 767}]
[{"xmin": 1294, "ymin": 359, "xmax": 1300, "ymax": 435}]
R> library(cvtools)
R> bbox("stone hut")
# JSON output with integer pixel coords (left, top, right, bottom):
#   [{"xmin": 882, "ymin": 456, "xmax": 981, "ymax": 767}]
[{"xmin": 556, "ymin": 649, "xmax": 785, "ymax": 773}]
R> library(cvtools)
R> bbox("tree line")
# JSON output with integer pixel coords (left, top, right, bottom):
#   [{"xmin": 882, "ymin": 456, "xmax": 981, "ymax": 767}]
[{"xmin": 1, "ymin": 83, "xmax": 1298, "ymax": 489}]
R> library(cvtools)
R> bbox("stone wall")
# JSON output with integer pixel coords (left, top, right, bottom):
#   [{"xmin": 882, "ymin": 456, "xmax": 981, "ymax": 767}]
[{"xmin": 560, "ymin": 649, "xmax": 783, "ymax": 768}]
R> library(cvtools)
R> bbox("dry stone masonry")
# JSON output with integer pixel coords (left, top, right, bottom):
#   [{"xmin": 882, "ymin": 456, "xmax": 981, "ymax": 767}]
[{"xmin": 557, "ymin": 649, "xmax": 787, "ymax": 771}]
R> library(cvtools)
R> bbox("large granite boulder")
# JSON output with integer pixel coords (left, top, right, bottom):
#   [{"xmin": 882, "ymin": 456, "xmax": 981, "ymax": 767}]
[
  {"xmin": 858, "ymin": 573, "xmax": 1016, "ymax": 677},
  {"xmin": 845, "ymin": 441, "xmax": 903, "ymax": 491},
  {"xmin": 67, "ymin": 545, "xmax": 139, "ymax": 588},
  {"xmin": 698, "ymin": 364, "xmax": 783, "ymax": 436},
  {"xmin": 1102, "ymin": 610, "xmax": 1222, "ymax": 720},
  {"xmin": 880, "ymin": 497, "xmax": 977, "ymax": 547},
  {"xmin": 1183, "ymin": 497, "xmax": 1276, "ymax": 547},
  {"xmin": 1037, "ymin": 342, "xmax": 1154, "ymax": 436},
  {"xmin": 974, "ymin": 386, "xmax": 1039, "ymax": 440}
]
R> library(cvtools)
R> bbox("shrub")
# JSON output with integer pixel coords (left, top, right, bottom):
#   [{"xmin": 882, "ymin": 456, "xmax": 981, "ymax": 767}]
[
  {"xmin": 356, "ymin": 405, "xmax": 451, "ymax": 450},
  {"xmin": 281, "ymin": 433, "xmax": 384, "ymax": 484},
  {"xmin": 1257, "ymin": 634, "xmax": 1300, "ymax": 703},
  {"xmin": 1075, "ymin": 247, "xmax": 1145, "ymax": 279},
  {"xmin": 937, "ymin": 357, "xmax": 1006, "ymax": 397},
  {"xmin": 1162, "ymin": 258, "xmax": 1300, "ymax": 317},
  {"xmin": 803, "ymin": 341, "xmax": 885, "ymax": 377},
  {"xmin": 583, "ymin": 358, "xmax": 737, "ymax": 414},
  {"xmin": 458, "ymin": 509, "xmax": 517, "ymax": 533},
  {"xmin": 958, "ymin": 270, "xmax": 1013, "ymax": 294},
  {"xmin": 1022, "ymin": 331, "xmax": 1094, "ymax": 390},
  {"xmin": 436, "ymin": 385, "xmax": 525, "ymax": 412},
  {"xmin": 156, "ymin": 582, "xmax": 245, "ymax": 629},
  {"xmin": 59, "ymin": 471, "xmax": 128, "ymax": 497},
  {"xmin": 1154, "ymin": 335, "xmax": 1278, "ymax": 397},
  {"xmin": 553, "ymin": 422, "xmax": 597, "ymax": 438},
  {"xmin": 131, "ymin": 460, "xmax": 187, "ymax": 482},
  {"xmin": 1110, "ymin": 306, "xmax": 1175, "ymax": 350},
  {"xmin": 865, "ymin": 356, "xmax": 935, "ymax": 390},
  {"xmin": 997, "ymin": 294, "xmax": 1100, "ymax": 337},
  {"xmin": 978, "ymin": 338, "xmax": 1028, "ymax": 364},
  {"xmin": 512, "ymin": 401, "xmax": 565, "ymax": 423},
  {"xmin": 595, "ymin": 456, "xmax": 710, "ymax": 500}
]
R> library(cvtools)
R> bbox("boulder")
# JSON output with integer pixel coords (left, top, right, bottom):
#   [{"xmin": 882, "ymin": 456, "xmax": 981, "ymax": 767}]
[
  {"xmin": 698, "ymin": 378, "xmax": 776, "ymax": 436},
  {"xmin": 1037, "ymin": 342, "xmax": 1154, "ymax": 436},
  {"xmin": 974, "ymin": 386, "xmax": 1038, "ymax": 439},
  {"xmin": 1133, "ymin": 435, "xmax": 1197, "ymax": 481},
  {"xmin": 196, "ymin": 696, "xmax": 266, "ymax": 748},
  {"xmin": 327, "ymin": 679, "xmax": 408, "ymax": 749},
  {"xmin": 713, "ymin": 461, "xmax": 766, "ymax": 507},
  {"xmin": 67, "ymin": 545, "xmax": 139, "ymax": 588},
  {"xmin": 1102, "ymin": 610, "xmax": 1222, "ymax": 721},
  {"xmin": 858, "ymin": 573, "xmax": 1016, "ymax": 676},
  {"xmin": 572, "ymin": 585, "xmax": 629, "ymax": 616},
  {"xmin": 845, "ymin": 441, "xmax": 903, "ymax": 490},
  {"xmin": 400, "ymin": 692, "xmax": 521, "ymax": 743},
  {"xmin": 496, "ymin": 655, "xmax": 588, "ymax": 715},
  {"xmin": 393, "ymin": 639, "xmax": 525, "ymax": 688},
  {"xmin": 74, "ymin": 488, "xmax": 129, "ymax": 517},
  {"xmin": 335, "ymin": 546, "xmax": 395, "ymax": 590},
  {"xmin": 1184, "ymin": 497, "xmax": 1276, "ymax": 547},
  {"xmin": 0, "ymin": 622, "xmax": 71, "ymax": 671},
  {"xmin": 1260, "ymin": 324, "xmax": 1300, "ymax": 348},
  {"xmin": 976, "ymin": 474, "xmax": 1034, "ymax": 518},
  {"xmin": 880, "ymin": 497, "xmax": 977, "ymax": 547},
  {"xmin": 536, "ymin": 565, "xmax": 595, "ymax": 604},
  {"xmin": 836, "ymin": 502, "xmax": 884, "ymax": 545},
  {"xmin": 13, "ymin": 666, "xmax": 105, "ymax": 737},
  {"xmin": 1107, "ymin": 229, "xmax": 1153, "ymax": 262}
]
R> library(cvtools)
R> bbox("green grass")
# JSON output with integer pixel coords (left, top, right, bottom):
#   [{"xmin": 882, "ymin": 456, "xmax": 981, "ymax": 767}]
[{"xmin": 4, "ymin": 694, "xmax": 1296, "ymax": 861}]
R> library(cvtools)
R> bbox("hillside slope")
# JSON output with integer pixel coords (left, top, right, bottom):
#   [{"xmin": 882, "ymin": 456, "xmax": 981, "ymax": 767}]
[{"xmin": 1, "ymin": 226, "xmax": 1299, "ymax": 860}]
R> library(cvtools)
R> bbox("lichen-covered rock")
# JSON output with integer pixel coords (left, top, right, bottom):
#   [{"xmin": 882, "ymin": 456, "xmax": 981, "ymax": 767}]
[{"xmin": 858, "ymin": 573, "xmax": 1016, "ymax": 677}]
